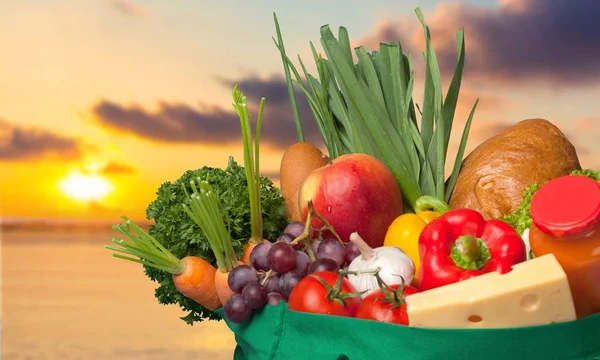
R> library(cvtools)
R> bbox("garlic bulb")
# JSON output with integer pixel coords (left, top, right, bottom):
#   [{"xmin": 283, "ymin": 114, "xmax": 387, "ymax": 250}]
[
  {"xmin": 521, "ymin": 228, "xmax": 533, "ymax": 260},
  {"xmin": 347, "ymin": 232, "xmax": 415, "ymax": 298}
]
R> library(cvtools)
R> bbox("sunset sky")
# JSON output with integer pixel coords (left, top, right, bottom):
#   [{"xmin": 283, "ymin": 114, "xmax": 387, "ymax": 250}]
[{"xmin": 1, "ymin": 0, "xmax": 599, "ymax": 222}]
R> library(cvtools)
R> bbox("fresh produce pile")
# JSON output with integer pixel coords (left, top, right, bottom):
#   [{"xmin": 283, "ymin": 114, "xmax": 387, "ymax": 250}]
[{"xmin": 106, "ymin": 6, "xmax": 600, "ymax": 343}]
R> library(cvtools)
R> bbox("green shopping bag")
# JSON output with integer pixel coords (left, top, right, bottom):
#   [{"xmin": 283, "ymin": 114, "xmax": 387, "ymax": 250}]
[{"xmin": 217, "ymin": 303, "xmax": 600, "ymax": 360}]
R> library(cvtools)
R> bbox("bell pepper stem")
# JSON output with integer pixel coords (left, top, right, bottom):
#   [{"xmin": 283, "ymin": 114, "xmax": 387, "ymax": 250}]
[
  {"xmin": 415, "ymin": 196, "xmax": 451, "ymax": 214},
  {"xmin": 451, "ymin": 235, "xmax": 491, "ymax": 270},
  {"xmin": 456, "ymin": 235, "xmax": 481, "ymax": 260}
]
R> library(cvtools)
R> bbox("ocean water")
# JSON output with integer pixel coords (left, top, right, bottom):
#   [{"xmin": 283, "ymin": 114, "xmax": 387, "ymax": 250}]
[{"xmin": 1, "ymin": 228, "xmax": 236, "ymax": 360}]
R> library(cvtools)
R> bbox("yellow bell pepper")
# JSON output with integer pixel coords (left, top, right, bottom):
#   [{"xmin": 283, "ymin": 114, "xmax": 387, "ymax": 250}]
[
  {"xmin": 383, "ymin": 196, "xmax": 450, "ymax": 282},
  {"xmin": 384, "ymin": 212, "xmax": 440, "ymax": 279}
]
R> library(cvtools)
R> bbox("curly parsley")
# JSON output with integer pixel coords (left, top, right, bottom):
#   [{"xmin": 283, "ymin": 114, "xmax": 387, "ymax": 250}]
[{"xmin": 143, "ymin": 157, "xmax": 288, "ymax": 325}]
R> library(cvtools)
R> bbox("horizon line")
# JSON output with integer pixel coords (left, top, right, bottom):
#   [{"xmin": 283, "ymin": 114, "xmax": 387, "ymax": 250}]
[{"xmin": 0, "ymin": 217, "xmax": 153, "ymax": 230}]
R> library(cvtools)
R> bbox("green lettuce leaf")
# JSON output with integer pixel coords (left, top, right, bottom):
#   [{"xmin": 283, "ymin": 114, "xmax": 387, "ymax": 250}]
[{"xmin": 500, "ymin": 169, "xmax": 600, "ymax": 235}]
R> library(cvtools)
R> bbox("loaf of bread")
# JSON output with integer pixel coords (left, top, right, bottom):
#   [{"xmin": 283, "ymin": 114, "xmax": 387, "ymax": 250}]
[{"xmin": 448, "ymin": 118, "xmax": 581, "ymax": 219}]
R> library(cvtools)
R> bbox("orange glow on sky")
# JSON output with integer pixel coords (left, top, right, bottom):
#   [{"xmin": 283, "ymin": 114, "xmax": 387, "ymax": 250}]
[{"xmin": 0, "ymin": 0, "xmax": 598, "ymax": 224}]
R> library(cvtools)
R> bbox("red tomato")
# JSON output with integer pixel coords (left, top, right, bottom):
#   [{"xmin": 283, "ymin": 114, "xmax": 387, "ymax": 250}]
[
  {"xmin": 288, "ymin": 271, "xmax": 361, "ymax": 317},
  {"xmin": 355, "ymin": 284, "xmax": 420, "ymax": 325}
]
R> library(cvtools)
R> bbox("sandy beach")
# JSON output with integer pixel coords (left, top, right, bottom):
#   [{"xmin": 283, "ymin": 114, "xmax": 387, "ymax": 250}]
[{"xmin": 1, "ymin": 229, "xmax": 236, "ymax": 360}]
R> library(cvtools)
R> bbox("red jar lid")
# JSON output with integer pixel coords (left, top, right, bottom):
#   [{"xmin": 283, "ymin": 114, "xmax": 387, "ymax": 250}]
[{"xmin": 531, "ymin": 175, "xmax": 600, "ymax": 237}]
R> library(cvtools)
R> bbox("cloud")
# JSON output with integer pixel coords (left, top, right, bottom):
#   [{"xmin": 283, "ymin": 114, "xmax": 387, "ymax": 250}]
[
  {"xmin": 91, "ymin": 75, "xmax": 324, "ymax": 150},
  {"xmin": 98, "ymin": 161, "xmax": 137, "ymax": 175},
  {"xmin": 359, "ymin": 0, "xmax": 600, "ymax": 86},
  {"xmin": 0, "ymin": 118, "xmax": 84, "ymax": 161},
  {"xmin": 89, "ymin": 74, "xmax": 517, "ymax": 157},
  {"xmin": 454, "ymin": 86, "xmax": 519, "ymax": 118},
  {"xmin": 110, "ymin": 0, "xmax": 149, "ymax": 17}
]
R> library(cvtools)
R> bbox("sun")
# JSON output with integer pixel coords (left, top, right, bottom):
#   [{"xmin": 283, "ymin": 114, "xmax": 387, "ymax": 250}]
[{"xmin": 59, "ymin": 171, "xmax": 114, "ymax": 202}]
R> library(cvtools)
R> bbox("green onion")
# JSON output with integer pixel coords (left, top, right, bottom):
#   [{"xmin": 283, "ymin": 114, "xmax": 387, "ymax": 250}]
[
  {"xmin": 273, "ymin": 13, "xmax": 304, "ymax": 142},
  {"xmin": 105, "ymin": 216, "xmax": 186, "ymax": 275},
  {"xmin": 273, "ymin": 7, "xmax": 478, "ymax": 212},
  {"xmin": 232, "ymin": 85, "xmax": 265, "ymax": 244},
  {"xmin": 182, "ymin": 179, "xmax": 237, "ymax": 272}
]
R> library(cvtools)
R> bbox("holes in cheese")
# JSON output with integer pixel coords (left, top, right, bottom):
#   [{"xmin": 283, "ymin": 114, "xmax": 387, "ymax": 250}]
[
  {"xmin": 405, "ymin": 254, "xmax": 577, "ymax": 329},
  {"xmin": 468, "ymin": 315, "xmax": 483, "ymax": 323},
  {"xmin": 520, "ymin": 294, "xmax": 540, "ymax": 311}
]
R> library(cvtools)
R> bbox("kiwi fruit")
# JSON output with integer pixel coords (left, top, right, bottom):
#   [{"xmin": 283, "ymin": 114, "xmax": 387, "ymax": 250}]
[{"xmin": 279, "ymin": 142, "xmax": 330, "ymax": 221}]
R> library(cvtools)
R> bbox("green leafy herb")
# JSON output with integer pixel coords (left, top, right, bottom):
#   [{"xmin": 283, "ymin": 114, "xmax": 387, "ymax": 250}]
[
  {"xmin": 572, "ymin": 169, "xmax": 600, "ymax": 182},
  {"xmin": 500, "ymin": 169, "xmax": 600, "ymax": 234},
  {"xmin": 273, "ymin": 8, "xmax": 478, "ymax": 212},
  {"xmin": 499, "ymin": 184, "xmax": 541, "ymax": 235},
  {"xmin": 143, "ymin": 157, "xmax": 288, "ymax": 325}
]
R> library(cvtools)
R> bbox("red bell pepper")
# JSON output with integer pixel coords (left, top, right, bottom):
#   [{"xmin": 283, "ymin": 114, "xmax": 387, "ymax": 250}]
[{"xmin": 417, "ymin": 208, "xmax": 527, "ymax": 291}]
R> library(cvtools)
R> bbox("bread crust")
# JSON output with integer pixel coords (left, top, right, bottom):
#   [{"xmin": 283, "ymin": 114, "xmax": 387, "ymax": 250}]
[{"xmin": 448, "ymin": 119, "xmax": 581, "ymax": 219}]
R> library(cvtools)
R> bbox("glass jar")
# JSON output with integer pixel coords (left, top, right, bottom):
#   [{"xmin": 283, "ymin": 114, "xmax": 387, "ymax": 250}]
[{"xmin": 529, "ymin": 175, "xmax": 600, "ymax": 319}]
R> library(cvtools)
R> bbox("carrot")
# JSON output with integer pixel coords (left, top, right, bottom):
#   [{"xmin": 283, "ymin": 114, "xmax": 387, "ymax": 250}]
[
  {"xmin": 106, "ymin": 217, "xmax": 222, "ymax": 311},
  {"xmin": 214, "ymin": 267, "xmax": 236, "ymax": 305},
  {"xmin": 173, "ymin": 256, "xmax": 221, "ymax": 311},
  {"xmin": 232, "ymin": 85, "xmax": 273, "ymax": 265},
  {"xmin": 183, "ymin": 178, "xmax": 241, "ymax": 306},
  {"xmin": 240, "ymin": 240, "xmax": 271, "ymax": 264},
  {"xmin": 241, "ymin": 242, "xmax": 258, "ymax": 264}
]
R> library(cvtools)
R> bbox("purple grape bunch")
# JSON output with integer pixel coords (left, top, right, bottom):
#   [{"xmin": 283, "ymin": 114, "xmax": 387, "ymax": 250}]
[{"xmin": 223, "ymin": 221, "xmax": 353, "ymax": 324}]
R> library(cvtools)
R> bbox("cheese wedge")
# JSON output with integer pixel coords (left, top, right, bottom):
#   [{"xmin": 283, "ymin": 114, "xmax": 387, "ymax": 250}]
[{"xmin": 406, "ymin": 254, "xmax": 576, "ymax": 328}]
